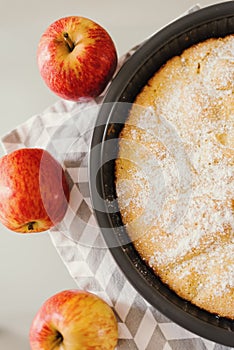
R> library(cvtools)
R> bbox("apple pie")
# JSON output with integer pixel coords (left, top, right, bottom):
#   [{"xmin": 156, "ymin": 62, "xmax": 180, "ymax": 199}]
[{"xmin": 115, "ymin": 34, "xmax": 234, "ymax": 318}]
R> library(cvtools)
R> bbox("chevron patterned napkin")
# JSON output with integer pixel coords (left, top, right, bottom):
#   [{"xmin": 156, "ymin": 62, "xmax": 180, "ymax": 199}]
[{"xmin": 1, "ymin": 5, "xmax": 232, "ymax": 350}]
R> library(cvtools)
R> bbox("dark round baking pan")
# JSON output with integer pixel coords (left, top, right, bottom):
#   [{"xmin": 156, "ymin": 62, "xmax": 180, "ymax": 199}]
[{"xmin": 89, "ymin": 1, "xmax": 234, "ymax": 346}]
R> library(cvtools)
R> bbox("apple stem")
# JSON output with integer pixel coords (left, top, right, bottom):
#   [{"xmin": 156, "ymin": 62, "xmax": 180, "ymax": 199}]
[
  {"xmin": 51, "ymin": 331, "xmax": 63, "ymax": 348},
  {"xmin": 63, "ymin": 32, "xmax": 75, "ymax": 52}
]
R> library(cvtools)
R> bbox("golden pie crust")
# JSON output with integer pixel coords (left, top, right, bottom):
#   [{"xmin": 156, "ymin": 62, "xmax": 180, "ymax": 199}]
[{"xmin": 115, "ymin": 35, "xmax": 234, "ymax": 318}]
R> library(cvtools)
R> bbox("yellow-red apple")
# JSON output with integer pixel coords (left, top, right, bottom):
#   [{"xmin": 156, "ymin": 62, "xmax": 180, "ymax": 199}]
[
  {"xmin": 37, "ymin": 16, "xmax": 118, "ymax": 101},
  {"xmin": 29, "ymin": 289, "xmax": 118, "ymax": 350},
  {"xmin": 0, "ymin": 148, "xmax": 69, "ymax": 233}
]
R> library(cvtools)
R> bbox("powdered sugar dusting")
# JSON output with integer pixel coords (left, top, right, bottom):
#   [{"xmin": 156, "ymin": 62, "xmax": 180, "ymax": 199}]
[{"xmin": 116, "ymin": 35, "xmax": 234, "ymax": 307}]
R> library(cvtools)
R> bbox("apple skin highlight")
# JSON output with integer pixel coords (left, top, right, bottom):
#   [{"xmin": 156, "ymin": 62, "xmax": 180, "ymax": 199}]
[
  {"xmin": 29, "ymin": 290, "xmax": 118, "ymax": 350},
  {"xmin": 37, "ymin": 16, "xmax": 118, "ymax": 101},
  {"xmin": 0, "ymin": 148, "xmax": 70, "ymax": 233}
]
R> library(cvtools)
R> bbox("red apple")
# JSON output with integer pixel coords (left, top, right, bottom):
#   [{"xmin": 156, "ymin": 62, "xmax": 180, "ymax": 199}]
[
  {"xmin": 29, "ymin": 289, "xmax": 118, "ymax": 350},
  {"xmin": 37, "ymin": 16, "xmax": 118, "ymax": 101},
  {"xmin": 0, "ymin": 148, "xmax": 69, "ymax": 233}
]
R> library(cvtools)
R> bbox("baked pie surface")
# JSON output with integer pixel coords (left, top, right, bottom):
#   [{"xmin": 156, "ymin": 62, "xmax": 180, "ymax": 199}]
[{"xmin": 115, "ymin": 35, "xmax": 234, "ymax": 318}]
